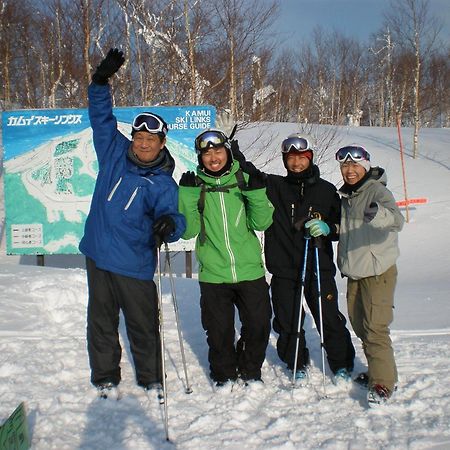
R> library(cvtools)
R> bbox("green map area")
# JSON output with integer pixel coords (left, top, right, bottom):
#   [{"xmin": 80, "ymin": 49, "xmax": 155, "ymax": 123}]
[
  {"xmin": 4, "ymin": 129, "xmax": 196, "ymax": 255},
  {"xmin": 3, "ymin": 106, "xmax": 210, "ymax": 255},
  {"xmin": 0, "ymin": 403, "xmax": 30, "ymax": 450}
]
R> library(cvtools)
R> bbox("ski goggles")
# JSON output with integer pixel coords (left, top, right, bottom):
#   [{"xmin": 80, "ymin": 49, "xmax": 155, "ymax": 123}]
[
  {"xmin": 195, "ymin": 130, "xmax": 228, "ymax": 153},
  {"xmin": 335, "ymin": 145, "xmax": 370, "ymax": 163},
  {"xmin": 281, "ymin": 136, "xmax": 311, "ymax": 153},
  {"xmin": 132, "ymin": 113, "xmax": 168, "ymax": 135}
]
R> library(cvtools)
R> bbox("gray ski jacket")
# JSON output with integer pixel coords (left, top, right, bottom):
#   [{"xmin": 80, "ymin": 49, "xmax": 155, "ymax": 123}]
[{"xmin": 337, "ymin": 167, "xmax": 404, "ymax": 280}]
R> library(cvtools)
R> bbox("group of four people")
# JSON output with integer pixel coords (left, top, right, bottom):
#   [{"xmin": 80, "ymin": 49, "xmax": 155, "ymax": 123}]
[{"xmin": 80, "ymin": 49, "xmax": 404, "ymax": 408}]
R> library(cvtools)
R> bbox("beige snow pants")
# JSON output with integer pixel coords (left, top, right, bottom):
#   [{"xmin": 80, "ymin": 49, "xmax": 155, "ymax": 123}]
[{"xmin": 346, "ymin": 264, "xmax": 398, "ymax": 392}]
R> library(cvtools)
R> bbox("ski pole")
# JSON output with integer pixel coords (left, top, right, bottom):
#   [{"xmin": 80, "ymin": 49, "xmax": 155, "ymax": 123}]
[
  {"xmin": 313, "ymin": 240, "xmax": 327, "ymax": 398},
  {"xmin": 164, "ymin": 243, "xmax": 193, "ymax": 394},
  {"xmin": 156, "ymin": 244, "xmax": 170, "ymax": 441},
  {"xmin": 292, "ymin": 231, "xmax": 310, "ymax": 387}
]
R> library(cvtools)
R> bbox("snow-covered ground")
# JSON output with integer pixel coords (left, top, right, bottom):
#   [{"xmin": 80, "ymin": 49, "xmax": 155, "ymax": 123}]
[{"xmin": 1, "ymin": 124, "xmax": 450, "ymax": 449}]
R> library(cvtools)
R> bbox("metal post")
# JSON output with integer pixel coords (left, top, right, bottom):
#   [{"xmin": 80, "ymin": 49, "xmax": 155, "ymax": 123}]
[
  {"xmin": 313, "ymin": 243, "xmax": 327, "ymax": 398},
  {"xmin": 292, "ymin": 235, "xmax": 310, "ymax": 387},
  {"xmin": 165, "ymin": 244, "xmax": 193, "ymax": 394},
  {"xmin": 185, "ymin": 250, "xmax": 192, "ymax": 278},
  {"xmin": 156, "ymin": 246, "xmax": 170, "ymax": 441}
]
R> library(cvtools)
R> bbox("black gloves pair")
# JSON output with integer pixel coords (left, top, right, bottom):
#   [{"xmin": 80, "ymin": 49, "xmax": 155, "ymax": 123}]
[
  {"xmin": 92, "ymin": 48, "xmax": 125, "ymax": 85},
  {"xmin": 153, "ymin": 215, "xmax": 175, "ymax": 248}
]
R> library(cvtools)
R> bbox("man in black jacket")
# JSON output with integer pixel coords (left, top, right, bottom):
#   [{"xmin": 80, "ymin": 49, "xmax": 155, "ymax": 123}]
[{"xmin": 233, "ymin": 133, "xmax": 355, "ymax": 385}]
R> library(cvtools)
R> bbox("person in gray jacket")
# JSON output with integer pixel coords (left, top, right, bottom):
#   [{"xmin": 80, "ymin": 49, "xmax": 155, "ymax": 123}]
[{"xmin": 335, "ymin": 145, "xmax": 404, "ymax": 407}]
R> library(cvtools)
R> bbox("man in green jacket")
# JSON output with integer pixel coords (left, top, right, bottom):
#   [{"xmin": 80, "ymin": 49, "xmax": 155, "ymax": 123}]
[{"xmin": 178, "ymin": 128, "xmax": 274, "ymax": 389}]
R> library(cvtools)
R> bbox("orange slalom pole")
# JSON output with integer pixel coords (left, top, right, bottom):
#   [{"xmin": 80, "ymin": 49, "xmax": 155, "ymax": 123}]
[{"xmin": 396, "ymin": 114, "xmax": 410, "ymax": 223}]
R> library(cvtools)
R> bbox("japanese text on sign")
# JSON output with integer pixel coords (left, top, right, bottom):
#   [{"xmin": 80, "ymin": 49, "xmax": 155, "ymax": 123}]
[{"xmin": 6, "ymin": 115, "xmax": 83, "ymax": 126}]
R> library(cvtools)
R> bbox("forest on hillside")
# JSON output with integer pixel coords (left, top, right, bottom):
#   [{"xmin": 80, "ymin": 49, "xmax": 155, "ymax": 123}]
[{"xmin": 1, "ymin": 0, "xmax": 449, "ymax": 131}]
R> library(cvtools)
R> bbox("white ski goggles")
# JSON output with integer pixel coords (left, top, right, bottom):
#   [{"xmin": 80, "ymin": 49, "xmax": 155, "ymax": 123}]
[
  {"xmin": 132, "ymin": 113, "xmax": 168, "ymax": 135},
  {"xmin": 335, "ymin": 145, "xmax": 370, "ymax": 163},
  {"xmin": 281, "ymin": 136, "xmax": 311, "ymax": 153}
]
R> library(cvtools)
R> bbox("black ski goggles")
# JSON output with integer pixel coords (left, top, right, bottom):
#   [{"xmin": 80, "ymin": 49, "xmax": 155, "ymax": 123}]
[
  {"xmin": 335, "ymin": 145, "xmax": 370, "ymax": 163},
  {"xmin": 281, "ymin": 136, "xmax": 311, "ymax": 153},
  {"xmin": 195, "ymin": 130, "xmax": 228, "ymax": 153},
  {"xmin": 132, "ymin": 113, "xmax": 168, "ymax": 135}
]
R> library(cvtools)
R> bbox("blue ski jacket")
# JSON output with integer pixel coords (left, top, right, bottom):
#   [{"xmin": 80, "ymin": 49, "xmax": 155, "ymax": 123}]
[{"xmin": 79, "ymin": 83, "xmax": 186, "ymax": 280}]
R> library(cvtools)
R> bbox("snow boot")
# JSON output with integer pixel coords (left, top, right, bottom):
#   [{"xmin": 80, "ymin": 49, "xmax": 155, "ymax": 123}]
[
  {"xmin": 333, "ymin": 368, "xmax": 352, "ymax": 385},
  {"xmin": 367, "ymin": 384, "xmax": 392, "ymax": 407},
  {"xmin": 214, "ymin": 379, "xmax": 236, "ymax": 393},
  {"xmin": 243, "ymin": 378, "xmax": 265, "ymax": 390},
  {"xmin": 141, "ymin": 382, "xmax": 164, "ymax": 403},
  {"xmin": 97, "ymin": 382, "xmax": 120, "ymax": 400},
  {"xmin": 293, "ymin": 368, "xmax": 309, "ymax": 387}
]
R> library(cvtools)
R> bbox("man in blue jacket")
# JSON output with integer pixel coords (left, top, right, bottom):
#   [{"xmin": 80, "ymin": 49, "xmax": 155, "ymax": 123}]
[{"xmin": 79, "ymin": 49, "xmax": 186, "ymax": 399}]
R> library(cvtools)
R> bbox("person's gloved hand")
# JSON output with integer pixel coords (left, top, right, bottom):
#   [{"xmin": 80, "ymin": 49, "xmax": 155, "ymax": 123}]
[
  {"xmin": 294, "ymin": 217, "xmax": 308, "ymax": 232},
  {"xmin": 153, "ymin": 215, "xmax": 175, "ymax": 247},
  {"xmin": 179, "ymin": 171, "xmax": 197, "ymax": 187},
  {"xmin": 364, "ymin": 202, "xmax": 378, "ymax": 223},
  {"xmin": 230, "ymin": 139, "xmax": 246, "ymax": 164},
  {"xmin": 215, "ymin": 111, "xmax": 236, "ymax": 137},
  {"xmin": 305, "ymin": 219, "xmax": 330, "ymax": 237},
  {"xmin": 92, "ymin": 48, "xmax": 125, "ymax": 85},
  {"xmin": 245, "ymin": 171, "xmax": 266, "ymax": 190}
]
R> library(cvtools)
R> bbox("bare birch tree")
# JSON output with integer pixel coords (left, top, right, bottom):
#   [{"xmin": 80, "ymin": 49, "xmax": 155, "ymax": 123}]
[
  {"xmin": 209, "ymin": 0, "xmax": 278, "ymax": 120},
  {"xmin": 0, "ymin": 0, "xmax": 20, "ymax": 108},
  {"xmin": 383, "ymin": 0, "xmax": 441, "ymax": 157}
]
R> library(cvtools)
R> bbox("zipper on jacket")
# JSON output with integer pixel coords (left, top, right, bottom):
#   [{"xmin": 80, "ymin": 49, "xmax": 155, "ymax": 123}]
[
  {"xmin": 142, "ymin": 176, "xmax": 154, "ymax": 185},
  {"xmin": 107, "ymin": 177, "xmax": 122, "ymax": 201},
  {"xmin": 235, "ymin": 204, "xmax": 245, "ymax": 227},
  {"xmin": 217, "ymin": 181, "xmax": 238, "ymax": 283},
  {"xmin": 124, "ymin": 187, "xmax": 139, "ymax": 210}
]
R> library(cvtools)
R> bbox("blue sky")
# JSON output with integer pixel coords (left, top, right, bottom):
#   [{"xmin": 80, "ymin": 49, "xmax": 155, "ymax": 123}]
[{"xmin": 270, "ymin": 0, "xmax": 450, "ymax": 50}]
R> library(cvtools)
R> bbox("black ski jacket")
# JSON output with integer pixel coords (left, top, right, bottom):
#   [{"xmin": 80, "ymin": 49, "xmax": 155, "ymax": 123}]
[{"xmin": 239, "ymin": 159, "xmax": 340, "ymax": 281}]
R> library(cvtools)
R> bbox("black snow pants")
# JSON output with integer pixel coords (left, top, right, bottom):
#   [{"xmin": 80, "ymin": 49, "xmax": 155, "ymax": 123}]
[
  {"xmin": 86, "ymin": 257, "xmax": 161, "ymax": 387},
  {"xmin": 199, "ymin": 277, "xmax": 272, "ymax": 382},
  {"xmin": 271, "ymin": 272, "xmax": 355, "ymax": 374}
]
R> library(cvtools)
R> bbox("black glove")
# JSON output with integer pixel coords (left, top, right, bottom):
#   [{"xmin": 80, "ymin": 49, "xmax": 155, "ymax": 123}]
[
  {"xmin": 364, "ymin": 202, "xmax": 378, "ymax": 223},
  {"xmin": 245, "ymin": 171, "xmax": 266, "ymax": 190},
  {"xmin": 294, "ymin": 217, "xmax": 308, "ymax": 231},
  {"xmin": 92, "ymin": 48, "xmax": 125, "ymax": 85},
  {"xmin": 230, "ymin": 139, "xmax": 246, "ymax": 164},
  {"xmin": 179, "ymin": 171, "xmax": 197, "ymax": 187},
  {"xmin": 153, "ymin": 215, "xmax": 175, "ymax": 247}
]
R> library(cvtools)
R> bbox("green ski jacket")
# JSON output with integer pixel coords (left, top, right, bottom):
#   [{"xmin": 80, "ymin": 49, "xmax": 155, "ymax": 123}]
[{"xmin": 179, "ymin": 161, "xmax": 274, "ymax": 283}]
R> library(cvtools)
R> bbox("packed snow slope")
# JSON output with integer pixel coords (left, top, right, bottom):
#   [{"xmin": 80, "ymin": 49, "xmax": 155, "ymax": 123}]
[{"xmin": 1, "ymin": 124, "xmax": 450, "ymax": 449}]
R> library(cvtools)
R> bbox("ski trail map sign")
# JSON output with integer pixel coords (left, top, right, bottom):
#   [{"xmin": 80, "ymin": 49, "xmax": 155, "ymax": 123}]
[
  {"xmin": 2, "ymin": 106, "xmax": 215, "ymax": 255},
  {"xmin": 0, "ymin": 402, "xmax": 30, "ymax": 450}
]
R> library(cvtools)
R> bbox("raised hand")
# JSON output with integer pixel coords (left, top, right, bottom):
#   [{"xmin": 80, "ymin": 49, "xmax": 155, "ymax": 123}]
[{"xmin": 92, "ymin": 48, "xmax": 125, "ymax": 85}]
